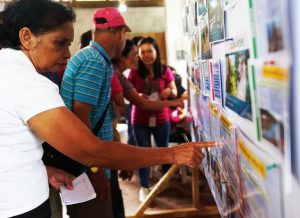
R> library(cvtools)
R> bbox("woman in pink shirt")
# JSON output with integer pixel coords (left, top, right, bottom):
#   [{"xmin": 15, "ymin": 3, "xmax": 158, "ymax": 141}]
[{"xmin": 128, "ymin": 37, "xmax": 178, "ymax": 201}]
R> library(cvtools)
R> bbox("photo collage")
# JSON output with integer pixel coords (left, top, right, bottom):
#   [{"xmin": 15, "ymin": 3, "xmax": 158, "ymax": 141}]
[{"xmin": 183, "ymin": 0, "xmax": 291, "ymax": 217}]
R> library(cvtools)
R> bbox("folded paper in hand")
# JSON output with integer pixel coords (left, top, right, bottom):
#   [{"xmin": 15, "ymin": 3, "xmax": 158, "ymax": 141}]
[
  {"xmin": 148, "ymin": 92, "xmax": 160, "ymax": 101},
  {"xmin": 60, "ymin": 172, "xmax": 96, "ymax": 205}
]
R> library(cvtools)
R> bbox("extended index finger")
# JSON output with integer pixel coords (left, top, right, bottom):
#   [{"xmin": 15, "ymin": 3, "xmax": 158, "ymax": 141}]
[
  {"xmin": 193, "ymin": 141, "xmax": 222, "ymax": 148},
  {"xmin": 180, "ymin": 95, "xmax": 189, "ymax": 101}
]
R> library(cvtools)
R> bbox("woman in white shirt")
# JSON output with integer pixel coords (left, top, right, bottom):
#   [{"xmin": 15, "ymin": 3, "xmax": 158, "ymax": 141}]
[{"xmin": 0, "ymin": 0, "xmax": 215, "ymax": 217}]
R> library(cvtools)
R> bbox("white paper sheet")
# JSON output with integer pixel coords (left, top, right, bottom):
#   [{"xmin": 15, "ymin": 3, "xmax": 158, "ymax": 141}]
[
  {"xmin": 148, "ymin": 92, "xmax": 160, "ymax": 101},
  {"xmin": 60, "ymin": 172, "xmax": 96, "ymax": 205}
]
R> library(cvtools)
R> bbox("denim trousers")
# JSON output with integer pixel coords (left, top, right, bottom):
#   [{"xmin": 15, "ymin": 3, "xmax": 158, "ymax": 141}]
[
  {"xmin": 125, "ymin": 104, "xmax": 136, "ymax": 146},
  {"xmin": 133, "ymin": 122, "xmax": 171, "ymax": 188}
]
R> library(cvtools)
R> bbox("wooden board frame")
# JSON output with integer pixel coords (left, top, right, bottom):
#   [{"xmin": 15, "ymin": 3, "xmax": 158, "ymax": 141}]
[{"xmin": 126, "ymin": 165, "xmax": 219, "ymax": 218}]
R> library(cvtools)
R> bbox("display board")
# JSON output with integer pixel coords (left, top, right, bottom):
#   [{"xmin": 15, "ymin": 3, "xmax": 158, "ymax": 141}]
[{"xmin": 183, "ymin": 0, "xmax": 299, "ymax": 217}]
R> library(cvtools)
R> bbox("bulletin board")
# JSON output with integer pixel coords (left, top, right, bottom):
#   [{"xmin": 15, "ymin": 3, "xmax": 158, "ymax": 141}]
[{"xmin": 183, "ymin": 0, "xmax": 298, "ymax": 217}]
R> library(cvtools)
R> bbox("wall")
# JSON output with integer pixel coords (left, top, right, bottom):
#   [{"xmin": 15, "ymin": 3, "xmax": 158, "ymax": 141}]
[
  {"xmin": 70, "ymin": 7, "xmax": 165, "ymax": 55},
  {"xmin": 165, "ymin": 0, "xmax": 187, "ymax": 88}
]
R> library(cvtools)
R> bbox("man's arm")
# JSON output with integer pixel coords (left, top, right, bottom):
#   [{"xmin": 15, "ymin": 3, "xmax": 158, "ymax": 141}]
[{"xmin": 124, "ymin": 89, "xmax": 185, "ymax": 111}]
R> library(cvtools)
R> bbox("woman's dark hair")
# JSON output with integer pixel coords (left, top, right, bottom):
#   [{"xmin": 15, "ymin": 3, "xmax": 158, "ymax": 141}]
[
  {"xmin": 0, "ymin": 0, "xmax": 76, "ymax": 50},
  {"xmin": 122, "ymin": 39, "xmax": 135, "ymax": 57},
  {"xmin": 137, "ymin": 36, "xmax": 165, "ymax": 80},
  {"xmin": 131, "ymin": 35, "xmax": 143, "ymax": 46},
  {"xmin": 80, "ymin": 29, "xmax": 92, "ymax": 49}
]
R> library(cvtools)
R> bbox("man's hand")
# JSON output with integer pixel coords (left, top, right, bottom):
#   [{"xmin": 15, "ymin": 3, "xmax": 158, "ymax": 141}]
[
  {"xmin": 46, "ymin": 166, "xmax": 75, "ymax": 190},
  {"xmin": 170, "ymin": 142, "xmax": 218, "ymax": 168}
]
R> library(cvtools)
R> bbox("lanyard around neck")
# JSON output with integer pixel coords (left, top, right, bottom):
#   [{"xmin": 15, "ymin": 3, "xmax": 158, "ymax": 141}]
[{"xmin": 145, "ymin": 75, "xmax": 157, "ymax": 95}]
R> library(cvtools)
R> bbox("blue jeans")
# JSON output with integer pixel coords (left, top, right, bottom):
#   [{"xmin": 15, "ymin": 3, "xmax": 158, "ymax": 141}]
[
  {"xmin": 125, "ymin": 104, "xmax": 136, "ymax": 145},
  {"xmin": 133, "ymin": 122, "xmax": 171, "ymax": 188}
]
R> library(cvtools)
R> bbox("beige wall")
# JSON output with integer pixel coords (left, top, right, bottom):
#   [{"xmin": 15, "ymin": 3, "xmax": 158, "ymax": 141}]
[
  {"xmin": 70, "ymin": 7, "xmax": 166, "ymax": 55},
  {"xmin": 0, "ymin": 2, "xmax": 4, "ymax": 11},
  {"xmin": 165, "ymin": 0, "xmax": 187, "ymax": 88}
]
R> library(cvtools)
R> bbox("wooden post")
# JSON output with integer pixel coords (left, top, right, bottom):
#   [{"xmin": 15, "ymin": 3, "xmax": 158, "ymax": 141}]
[
  {"xmin": 133, "ymin": 165, "xmax": 179, "ymax": 217},
  {"xmin": 192, "ymin": 167, "xmax": 200, "ymax": 209},
  {"xmin": 126, "ymin": 165, "xmax": 219, "ymax": 218}
]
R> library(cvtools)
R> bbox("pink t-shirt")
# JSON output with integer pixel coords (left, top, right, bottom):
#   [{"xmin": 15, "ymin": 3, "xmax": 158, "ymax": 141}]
[
  {"xmin": 111, "ymin": 72, "xmax": 123, "ymax": 97},
  {"xmin": 128, "ymin": 67, "xmax": 174, "ymax": 126}
]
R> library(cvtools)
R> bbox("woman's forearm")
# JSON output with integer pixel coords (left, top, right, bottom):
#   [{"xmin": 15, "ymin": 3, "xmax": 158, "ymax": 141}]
[
  {"xmin": 124, "ymin": 89, "xmax": 181, "ymax": 111},
  {"xmin": 28, "ymin": 107, "xmax": 215, "ymax": 171},
  {"xmin": 85, "ymin": 141, "xmax": 174, "ymax": 170},
  {"xmin": 82, "ymin": 139, "xmax": 215, "ymax": 170}
]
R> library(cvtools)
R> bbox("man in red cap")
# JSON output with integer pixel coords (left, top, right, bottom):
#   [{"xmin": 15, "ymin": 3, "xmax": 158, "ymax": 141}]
[{"xmin": 60, "ymin": 7, "xmax": 131, "ymax": 218}]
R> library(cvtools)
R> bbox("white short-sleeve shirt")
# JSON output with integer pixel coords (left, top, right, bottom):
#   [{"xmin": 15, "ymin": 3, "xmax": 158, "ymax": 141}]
[{"xmin": 0, "ymin": 49, "xmax": 65, "ymax": 217}]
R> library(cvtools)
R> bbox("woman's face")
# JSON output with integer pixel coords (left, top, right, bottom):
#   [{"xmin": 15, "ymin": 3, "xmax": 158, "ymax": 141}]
[
  {"xmin": 26, "ymin": 21, "xmax": 74, "ymax": 73},
  {"xmin": 138, "ymin": 42, "xmax": 157, "ymax": 66},
  {"xmin": 123, "ymin": 45, "xmax": 138, "ymax": 70}
]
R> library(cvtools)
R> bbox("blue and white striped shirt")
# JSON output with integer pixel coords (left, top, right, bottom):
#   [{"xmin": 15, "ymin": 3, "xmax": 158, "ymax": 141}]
[{"xmin": 60, "ymin": 41, "xmax": 113, "ymax": 141}]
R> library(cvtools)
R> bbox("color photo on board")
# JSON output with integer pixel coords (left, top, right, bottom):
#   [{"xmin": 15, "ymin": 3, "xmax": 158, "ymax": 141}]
[
  {"xmin": 201, "ymin": 13, "xmax": 211, "ymax": 59},
  {"xmin": 225, "ymin": 49, "xmax": 252, "ymax": 120},
  {"xmin": 208, "ymin": 0, "xmax": 225, "ymax": 42},
  {"xmin": 197, "ymin": 0, "xmax": 207, "ymax": 16}
]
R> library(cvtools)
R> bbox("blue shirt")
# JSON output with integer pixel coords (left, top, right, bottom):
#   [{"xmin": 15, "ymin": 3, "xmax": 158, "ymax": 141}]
[
  {"xmin": 61, "ymin": 41, "xmax": 113, "ymax": 177},
  {"xmin": 61, "ymin": 41, "xmax": 113, "ymax": 141}
]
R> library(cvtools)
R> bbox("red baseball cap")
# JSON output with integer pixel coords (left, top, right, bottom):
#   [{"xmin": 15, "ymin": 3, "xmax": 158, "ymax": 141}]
[{"xmin": 92, "ymin": 7, "xmax": 131, "ymax": 32}]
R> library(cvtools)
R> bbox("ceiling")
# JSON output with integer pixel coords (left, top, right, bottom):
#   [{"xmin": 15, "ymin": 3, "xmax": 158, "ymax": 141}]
[{"xmin": 61, "ymin": 0, "xmax": 164, "ymax": 8}]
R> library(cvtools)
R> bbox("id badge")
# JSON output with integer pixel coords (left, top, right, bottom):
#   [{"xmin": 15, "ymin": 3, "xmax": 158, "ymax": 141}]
[
  {"xmin": 148, "ymin": 92, "xmax": 160, "ymax": 101},
  {"xmin": 149, "ymin": 116, "xmax": 156, "ymax": 127}
]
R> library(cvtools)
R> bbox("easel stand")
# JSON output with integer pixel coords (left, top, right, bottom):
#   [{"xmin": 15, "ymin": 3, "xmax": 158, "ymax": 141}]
[{"xmin": 126, "ymin": 165, "xmax": 219, "ymax": 218}]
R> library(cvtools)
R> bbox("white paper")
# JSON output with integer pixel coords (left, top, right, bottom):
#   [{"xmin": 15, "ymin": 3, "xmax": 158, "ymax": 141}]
[
  {"xmin": 60, "ymin": 172, "xmax": 96, "ymax": 205},
  {"xmin": 251, "ymin": 0, "xmax": 290, "ymax": 59},
  {"xmin": 148, "ymin": 92, "xmax": 160, "ymax": 101},
  {"xmin": 238, "ymin": 130, "xmax": 283, "ymax": 218},
  {"xmin": 209, "ymin": 59, "xmax": 223, "ymax": 106},
  {"xmin": 249, "ymin": 59, "xmax": 289, "ymax": 155}
]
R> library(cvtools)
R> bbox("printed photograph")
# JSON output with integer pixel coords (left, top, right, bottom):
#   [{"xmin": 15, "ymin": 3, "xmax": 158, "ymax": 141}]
[
  {"xmin": 191, "ymin": 39, "xmax": 197, "ymax": 61},
  {"xmin": 191, "ymin": 31, "xmax": 200, "ymax": 61},
  {"xmin": 202, "ymin": 60, "xmax": 211, "ymax": 95},
  {"xmin": 210, "ymin": 156, "xmax": 223, "ymax": 206},
  {"xmin": 267, "ymin": 20, "xmax": 284, "ymax": 52},
  {"xmin": 225, "ymin": 49, "xmax": 252, "ymax": 120},
  {"xmin": 201, "ymin": 19, "xmax": 211, "ymax": 59},
  {"xmin": 194, "ymin": 62, "xmax": 200, "ymax": 88},
  {"xmin": 198, "ymin": 0, "xmax": 207, "ymax": 16},
  {"xmin": 183, "ymin": 5, "xmax": 189, "ymax": 35},
  {"xmin": 224, "ymin": 0, "xmax": 239, "ymax": 9},
  {"xmin": 266, "ymin": 0, "xmax": 284, "ymax": 53},
  {"xmin": 260, "ymin": 109, "xmax": 284, "ymax": 153},
  {"xmin": 208, "ymin": 0, "xmax": 225, "ymax": 42}
]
